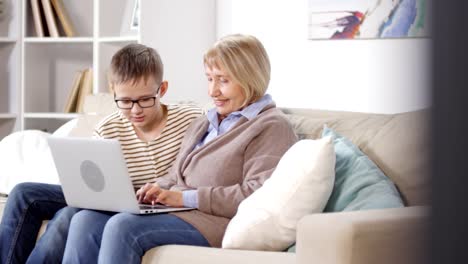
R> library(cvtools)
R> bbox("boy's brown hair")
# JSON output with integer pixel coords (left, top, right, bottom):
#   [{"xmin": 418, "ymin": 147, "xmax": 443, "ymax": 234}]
[{"xmin": 108, "ymin": 43, "xmax": 164, "ymax": 88}]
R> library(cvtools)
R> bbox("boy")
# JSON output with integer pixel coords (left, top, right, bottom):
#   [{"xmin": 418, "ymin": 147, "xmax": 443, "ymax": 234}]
[{"xmin": 0, "ymin": 43, "xmax": 202, "ymax": 264}]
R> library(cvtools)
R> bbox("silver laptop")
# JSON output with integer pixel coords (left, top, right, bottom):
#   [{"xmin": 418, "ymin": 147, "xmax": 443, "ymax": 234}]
[{"xmin": 47, "ymin": 137, "xmax": 194, "ymax": 214}]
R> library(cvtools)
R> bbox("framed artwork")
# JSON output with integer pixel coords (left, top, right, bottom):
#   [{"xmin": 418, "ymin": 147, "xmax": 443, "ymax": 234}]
[
  {"xmin": 308, "ymin": 0, "xmax": 431, "ymax": 40},
  {"xmin": 120, "ymin": 0, "xmax": 139, "ymax": 36},
  {"xmin": 131, "ymin": 0, "xmax": 140, "ymax": 30}
]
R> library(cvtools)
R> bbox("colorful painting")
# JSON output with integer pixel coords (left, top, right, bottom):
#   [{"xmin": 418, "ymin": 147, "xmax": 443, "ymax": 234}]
[{"xmin": 308, "ymin": 0, "xmax": 431, "ymax": 39}]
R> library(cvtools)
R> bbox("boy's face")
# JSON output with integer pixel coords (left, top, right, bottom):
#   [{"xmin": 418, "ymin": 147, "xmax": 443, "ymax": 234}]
[{"xmin": 113, "ymin": 76, "xmax": 166, "ymax": 131}]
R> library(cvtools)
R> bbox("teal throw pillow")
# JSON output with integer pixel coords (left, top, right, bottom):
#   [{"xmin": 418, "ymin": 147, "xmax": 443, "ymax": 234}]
[
  {"xmin": 286, "ymin": 126, "xmax": 403, "ymax": 253},
  {"xmin": 322, "ymin": 126, "xmax": 404, "ymax": 212}
]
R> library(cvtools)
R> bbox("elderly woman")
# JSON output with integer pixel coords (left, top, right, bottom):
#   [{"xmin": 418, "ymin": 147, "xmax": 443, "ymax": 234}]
[{"xmin": 62, "ymin": 34, "xmax": 298, "ymax": 263}]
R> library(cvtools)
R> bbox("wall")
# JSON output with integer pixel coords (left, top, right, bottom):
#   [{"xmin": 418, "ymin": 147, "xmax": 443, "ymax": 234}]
[
  {"xmin": 141, "ymin": 0, "xmax": 431, "ymax": 114},
  {"xmin": 140, "ymin": 0, "xmax": 215, "ymax": 104},
  {"xmin": 217, "ymin": 0, "xmax": 431, "ymax": 114}
]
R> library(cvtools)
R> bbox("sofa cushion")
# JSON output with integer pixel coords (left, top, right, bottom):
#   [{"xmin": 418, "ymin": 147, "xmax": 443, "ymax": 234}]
[
  {"xmin": 285, "ymin": 115, "xmax": 339, "ymax": 140},
  {"xmin": 222, "ymin": 137, "xmax": 335, "ymax": 251},
  {"xmin": 322, "ymin": 126, "xmax": 404, "ymax": 212},
  {"xmin": 67, "ymin": 114, "xmax": 110, "ymax": 137},
  {"xmin": 360, "ymin": 110, "xmax": 430, "ymax": 206},
  {"xmin": 284, "ymin": 109, "xmax": 430, "ymax": 206},
  {"xmin": 286, "ymin": 126, "xmax": 405, "ymax": 253}
]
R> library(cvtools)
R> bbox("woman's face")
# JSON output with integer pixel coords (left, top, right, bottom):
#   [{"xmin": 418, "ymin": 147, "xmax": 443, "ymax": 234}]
[{"xmin": 205, "ymin": 65, "xmax": 247, "ymax": 120}]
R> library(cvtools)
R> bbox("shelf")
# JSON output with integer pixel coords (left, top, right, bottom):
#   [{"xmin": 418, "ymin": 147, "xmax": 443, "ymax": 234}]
[
  {"xmin": 24, "ymin": 37, "xmax": 94, "ymax": 43},
  {"xmin": 0, "ymin": 0, "xmax": 140, "ymax": 137},
  {"xmin": 24, "ymin": 117, "xmax": 74, "ymax": 133},
  {"xmin": 0, "ymin": 43, "xmax": 19, "ymax": 113},
  {"xmin": 0, "ymin": 118, "xmax": 18, "ymax": 140},
  {"xmin": 0, "ymin": 114, "xmax": 17, "ymax": 118},
  {"xmin": 0, "ymin": 38, "xmax": 17, "ymax": 43},
  {"xmin": 98, "ymin": 36, "xmax": 139, "ymax": 43},
  {"xmin": 24, "ymin": 113, "xmax": 79, "ymax": 119},
  {"xmin": 24, "ymin": 36, "xmax": 139, "ymax": 43},
  {"xmin": 24, "ymin": 43, "xmax": 93, "ymax": 113},
  {"xmin": 0, "ymin": 0, "xmax": 20, "ymax": 39},
  {"xmin": 25, "ymin": 0, "xmax": 94, "ymax": 38}
]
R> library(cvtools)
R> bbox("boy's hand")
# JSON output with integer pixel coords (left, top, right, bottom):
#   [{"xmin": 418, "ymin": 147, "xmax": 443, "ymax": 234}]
[
  {"xmin": 136, "ymin": 183, "xmax": 183, "ymax": 207},
  {"xmin": 136, "ymin": 182, "xmax": 157, "ymax": 203}
]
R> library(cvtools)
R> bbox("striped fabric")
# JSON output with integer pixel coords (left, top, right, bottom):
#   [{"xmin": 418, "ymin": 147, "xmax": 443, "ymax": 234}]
[{"xmin": 94, "ymin": 104, "xmax": 203, "ymax": 189}]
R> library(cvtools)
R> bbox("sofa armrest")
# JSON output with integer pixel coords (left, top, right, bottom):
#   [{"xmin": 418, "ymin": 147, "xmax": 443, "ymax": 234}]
[
  {"xmin": 142, "ymin": 245, "xmax": 295, "ymax": 264},
  {"xmin": 296, "ymin": 206, "xmax": 430, "ymax": 264}
]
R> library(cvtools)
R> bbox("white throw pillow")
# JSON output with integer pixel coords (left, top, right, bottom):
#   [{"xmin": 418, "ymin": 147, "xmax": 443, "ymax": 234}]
[
  {"xmin": 222, "ymin": 137, "xmax": 336, "ymax": 251},
  {"xmin": 0, "ymin": 130, "xmax": 60, "ymax": 194}
]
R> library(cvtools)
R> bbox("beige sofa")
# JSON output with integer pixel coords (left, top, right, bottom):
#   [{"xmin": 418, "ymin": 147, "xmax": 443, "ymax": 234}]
[{"xmin": 0, "ymin": 94, "xmax": 430, "ymax": 264}]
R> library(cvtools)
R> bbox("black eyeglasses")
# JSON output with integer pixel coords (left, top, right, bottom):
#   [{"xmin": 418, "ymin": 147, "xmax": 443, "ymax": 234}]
[
  {"xmin": 114, "ymin": 97, "xmax": 157, "ymax": 109},
  {"xmin": 114, "ymin": 84, "xmax": 162, "ymax": 110}
]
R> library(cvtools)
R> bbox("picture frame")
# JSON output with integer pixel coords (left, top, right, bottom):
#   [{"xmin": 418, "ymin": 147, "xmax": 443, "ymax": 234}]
[
  {"xmin": 308, "ymin": 0, "xmax": 431, "ymax": 40},
  {"xmin": 130, "ymin": 0, "xmax": 140, "ymax": 30},
  {"xmin": 120, "ymin": 0, "xmax": 139, "ymax": 36}
]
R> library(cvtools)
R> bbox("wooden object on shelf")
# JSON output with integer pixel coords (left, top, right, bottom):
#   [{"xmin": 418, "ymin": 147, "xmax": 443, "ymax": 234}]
[
  {"xmin": 0, "ymin": 0, "xmax": 4, "ymax": 17},
  {"xmin": 50, "ymin": 0, "xmax": 76, "ymax": 37},
  {"xmin": 31, "ymin": 0, "xmax": 45, "ymax": 37},
  {"xmin": 63, "ymin": 70, "xmax": 84, "ymax": 113},
  {"xmin": 76, "ymin": 68, "xmax": 93, "ymax": 113},
  {"xmin": 40, "ymin": 0, "xmax": 59, "ymax": 37}
]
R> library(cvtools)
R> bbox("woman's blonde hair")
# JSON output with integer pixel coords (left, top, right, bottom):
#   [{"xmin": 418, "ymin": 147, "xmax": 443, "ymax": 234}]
[{"xmin": 203, "ymin": 34, "xmax": 271, "ymax": 106}]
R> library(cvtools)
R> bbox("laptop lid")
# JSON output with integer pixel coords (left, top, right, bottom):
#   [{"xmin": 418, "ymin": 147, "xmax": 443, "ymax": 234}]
[{"xmin": 47, "ymin": 137, "xmax": 193, "ymax": 214}]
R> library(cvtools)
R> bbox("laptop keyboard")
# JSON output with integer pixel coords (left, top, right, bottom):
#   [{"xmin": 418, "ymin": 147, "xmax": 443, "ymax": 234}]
[{"xmin": 139, "ymin": 204, "xmax": 170, "ymax": 209}]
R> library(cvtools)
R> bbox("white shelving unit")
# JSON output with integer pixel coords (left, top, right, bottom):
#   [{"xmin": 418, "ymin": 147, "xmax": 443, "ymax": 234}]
[
  {"xmin": 0, "ymin": 0, "xmax": 140, "ymax": 138},
  {"xmin": 0, "ymin": 0, "xmax": 21, "ymax": 139}
]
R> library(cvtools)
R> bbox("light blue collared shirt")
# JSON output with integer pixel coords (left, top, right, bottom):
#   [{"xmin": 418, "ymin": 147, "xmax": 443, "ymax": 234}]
[
  {"xmin": 182, "ymin": 94, "xmax": 274, "ymax": 208},
  {"xmin": 196, "ymin": 94, "xmax": 273, "ymax": 149}
]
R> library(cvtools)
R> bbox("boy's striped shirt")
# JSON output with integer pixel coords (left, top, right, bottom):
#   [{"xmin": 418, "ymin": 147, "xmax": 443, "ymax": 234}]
[{"xmin": 94, "ymin": 104, "xmax": 203, "ymax": 189}]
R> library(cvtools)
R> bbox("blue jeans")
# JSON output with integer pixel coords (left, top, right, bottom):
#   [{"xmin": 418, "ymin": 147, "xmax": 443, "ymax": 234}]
[
  {"xmin": 27, "ymin": 206, "xmax": 81, "ymax": 264},
  {"xmin": 63, "ymin": 210, "xmax": 210, "ymax": 264},
  {"xmin": 0, "ymin": 182, "xmax": 79, "ymax": 264}
]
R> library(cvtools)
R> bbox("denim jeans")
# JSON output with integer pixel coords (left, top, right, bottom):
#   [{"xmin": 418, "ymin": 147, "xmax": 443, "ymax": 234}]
[
  {"xmin": 63, "ymin": 210, "xmax": 210, "ymax": 264},
  {"xmin": 27, "ymin": 206, "xmax": 81, "ymax": 264},
  {"xmin": 0, "ymin": 182, "xmax": 67, "ymax": 264}
]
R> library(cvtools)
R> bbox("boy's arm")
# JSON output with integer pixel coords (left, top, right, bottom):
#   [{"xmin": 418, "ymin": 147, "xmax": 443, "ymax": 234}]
[{"xmin": 92, "ymin": 129, "xmax": 101, "ymax": 139}]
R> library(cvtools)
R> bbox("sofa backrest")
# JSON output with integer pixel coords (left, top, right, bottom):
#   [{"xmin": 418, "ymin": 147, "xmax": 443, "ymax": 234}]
[
  {"xmin": 281, "ymin": 108, "xmax": 431, "ymax": 207},
  {"xmin": 72, "ymin": 94, "xmax": 430, "ymax": 207}
]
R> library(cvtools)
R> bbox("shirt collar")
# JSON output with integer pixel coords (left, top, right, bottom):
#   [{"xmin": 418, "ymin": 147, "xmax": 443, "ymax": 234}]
[
  {"xmin": 206, "ymin": 94, "xmax": 274, "ymax": 128},
  {"xmin": 238, "ymin": 94, "xmax": 273, "ymax": 120}
]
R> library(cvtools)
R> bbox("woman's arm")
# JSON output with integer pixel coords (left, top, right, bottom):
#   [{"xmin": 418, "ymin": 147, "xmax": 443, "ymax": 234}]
[{"xmin": 197, "ymin": 115, "xmax": 298, "ymax": 218}]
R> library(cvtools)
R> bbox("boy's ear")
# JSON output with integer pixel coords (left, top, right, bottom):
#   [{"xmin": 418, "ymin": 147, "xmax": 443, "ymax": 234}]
[
  {"xmin": 159, "ymin": 81, "xmax": 168, "ymax": 98},
  {"xmin": 108, "ymin": 82, "xmax": 115, "ymax": 93}
]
